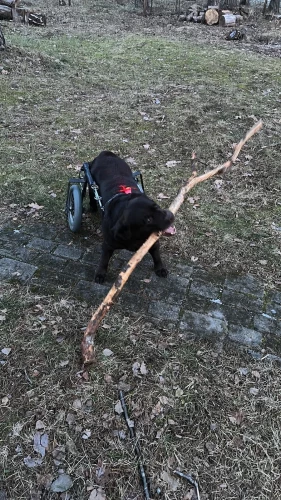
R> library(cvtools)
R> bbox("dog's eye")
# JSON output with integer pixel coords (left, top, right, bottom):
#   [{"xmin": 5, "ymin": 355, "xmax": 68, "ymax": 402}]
[{"xmin": 145, "ymin": 216, "xmax": 153, "ymax": 224}]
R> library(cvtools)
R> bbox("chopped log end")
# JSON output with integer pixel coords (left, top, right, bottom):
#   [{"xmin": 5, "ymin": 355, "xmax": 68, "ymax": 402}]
[{"xmin": 205, "ymin": 8, "xmax": 219, "ymax": 25}]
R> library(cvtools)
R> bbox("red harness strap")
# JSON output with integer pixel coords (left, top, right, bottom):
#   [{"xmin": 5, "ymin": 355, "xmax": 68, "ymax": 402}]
[{"xmin": 119, "ymin": 185, "xmax": 133, "ymax": 194}]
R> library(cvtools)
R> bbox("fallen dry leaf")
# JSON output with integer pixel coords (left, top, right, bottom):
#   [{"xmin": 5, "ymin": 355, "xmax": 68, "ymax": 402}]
[
  {"xmin": 82, "ymin": 429, "xmax": 91, "ymax": 440},
  {"xmin": 166, "ymin": 160, "xmax": 180, "ymax": 168},
  {"xmin": 214, "ymin": 179, "xmax": 224, "ymax": 189},
  {"xmin": 114, "ymin": 401, "xmax": 123, "ymax": 415},
  {"xmin": 35, "ymin": 420, "xmax": 45, "ymax": 431},
  {"xmin": 50, "ymin": 473, "xmax": 73, "ymax": 493},
  {"xmin": 140, "ymin": 361, "xmax": 148, "ymax": 375},
  {"xmin": 72, "ymin": 399, "xmax": 82, "ymax": 410},
  {"xmin": 229, "ymin": 410, "xmax": 244, "ymax": 425},
  {"xmin": 160, "ymin": 470, "xmax": 180, "ymax": 492},
  {"xmin": 2, "ymin": 396, "xmax": 9, "ymax": 406},
  {"xmin": 157, "ymin": 193, "xmax": 169, "ymax": 200},
  {"xmin": 59, "ymin": 360, "xmax": 69, "ymax": 367},
  {"xmin": 175, "ymin": 388, "xmax": 183, "ymax": 397},
  {"xmin": 24, "ymin": 455, "xmax": 43, "ymax": 468},
  {"xmin": 125, "ymin": 157, "xmax": 137, "ymax": 166},
  {"xmin": 27, "ymin": 203, "xmax": 44, "ymax": 210},
  {"xmin": 249, "ymin": 387, "xmax": 259, "ymax": 396},
  {"xmin": 89, "ymin": 488, "xmax": 106, "ymax": 500},
  {"xmin": 132, "ymin": 361, "xmax": 140, "ymax": 375},
  {"xmin": 34, "ymin": 432, "xmax": 48, "ymax": 458},
  {"xmin": 191, "ymin": 256, "xmax": 198, "ymax": 262},
  {"xmin": 151, "ymin": 401, "xmax": 163, "ymax": 419},
  {"xmin": 1, "ymin": 348, "xmax": 11, "ymax": 355},
  {"xmin": 102, "ymin": 349, "xmax": 113, "ymax": 357}
]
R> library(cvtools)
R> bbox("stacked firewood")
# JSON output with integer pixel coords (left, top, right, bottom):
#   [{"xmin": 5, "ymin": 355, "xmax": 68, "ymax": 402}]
[
  {"xmin": 0, "ymin": 0, "xmax": 46, "ymax": 26},
  {"xmin": 179, "ymin": 3, "xmax": 244, "ymax": 26}
]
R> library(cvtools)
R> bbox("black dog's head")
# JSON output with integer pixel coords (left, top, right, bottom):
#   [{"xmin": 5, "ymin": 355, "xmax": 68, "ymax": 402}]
[{"xmin": 112, "ymin": 195, "xmax": 175, "ymax": 245}]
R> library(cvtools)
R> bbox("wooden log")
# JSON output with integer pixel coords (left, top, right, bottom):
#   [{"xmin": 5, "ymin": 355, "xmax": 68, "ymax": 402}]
[
  {"xmin": 81, "ymin": 120, "xmax": 263, "ymax": 366},
  {"xmin": 205, "ymin": 8, "xmax": 219, "ymax": 24},
  {"xmin": 220, "ymin": 13, "xmax": 237, "ymax": 26},
  {"xmin": 235, "ymin": 14, "xmax": 244, "ymax": 23},
  {"xmin": 27, "ymin": 12, "xmax": 46, "ymax": 26},
  {"xmin": 0, "ymin": 0, "xmax": 16, "ymax": 7},
  {"xmin": 193, "ymin": 14, "xmax": 204, "ymax": 22},
  {"xmin": 0, "ymin": 5, "xmax": 12, "ymax": 20}
]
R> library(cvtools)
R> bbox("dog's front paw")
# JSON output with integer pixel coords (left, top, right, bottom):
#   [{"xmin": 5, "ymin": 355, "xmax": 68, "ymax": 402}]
[
  {"xmin": 155, "ymin": 267, "xmax": 168, "ymax": 278},
  {"xmin": 95, "ymin": 272, "xmax": 106, "ymax": 284}
]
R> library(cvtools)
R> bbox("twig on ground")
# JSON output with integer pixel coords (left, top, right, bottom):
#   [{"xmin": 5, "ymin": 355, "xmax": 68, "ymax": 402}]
[
  {"xmin": 81, "ymin": 120, "xmax": 263, "ymax": 365},
  {"xmin": 174, "ymin": 470, "xmax": 201, "ymax": 500},
  {"xmin": 119, "ymin": 390, "xmax": 150, "ymax": 500}
]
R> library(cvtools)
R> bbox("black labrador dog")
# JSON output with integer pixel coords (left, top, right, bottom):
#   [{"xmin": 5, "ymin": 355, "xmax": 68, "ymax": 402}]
[{"xmin": 89, "ymin": 151, "xmax": 175, "ymax": 284}]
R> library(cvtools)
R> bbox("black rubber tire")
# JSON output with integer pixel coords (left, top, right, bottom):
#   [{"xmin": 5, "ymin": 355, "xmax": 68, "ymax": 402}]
[{"xmin": 67, "ymin": 184, "xmax": 83, "ymax": 232}]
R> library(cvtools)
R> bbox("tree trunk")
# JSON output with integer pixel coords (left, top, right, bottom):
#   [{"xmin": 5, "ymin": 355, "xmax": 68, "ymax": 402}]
[
  {"xmin": 0, "ymin": 24, "xmax": 5, "ymax": 50},
  {"xmin": 268, "ymin": 0, "xmax": 280, "ymax": 12}
]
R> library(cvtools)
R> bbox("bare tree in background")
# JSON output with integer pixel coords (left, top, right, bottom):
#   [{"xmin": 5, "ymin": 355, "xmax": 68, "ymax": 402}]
[
  {"xmin": 268, "ymin": 0, "xmax": 280, "ymax": 12},
  {"xmin": 0, "ymin": 24, "xmax": 5, "ymax": 50}
]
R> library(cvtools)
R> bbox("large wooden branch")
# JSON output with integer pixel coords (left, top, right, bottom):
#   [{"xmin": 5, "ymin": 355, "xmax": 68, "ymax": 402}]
[{"xmin": 81, "ymin": 120, "xmax": 263, "ymax": 365}]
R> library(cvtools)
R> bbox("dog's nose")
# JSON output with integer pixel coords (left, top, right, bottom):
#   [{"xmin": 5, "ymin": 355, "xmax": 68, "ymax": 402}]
[{"xmin": 165, "ymin": 210, "xmax": 174, "ymax": 223}]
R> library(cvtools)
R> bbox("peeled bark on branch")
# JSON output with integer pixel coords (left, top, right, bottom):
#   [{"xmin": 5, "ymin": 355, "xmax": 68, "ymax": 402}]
[{"xmin": 81, "ymin": 120, "xmax": 263, "ymax": 366}]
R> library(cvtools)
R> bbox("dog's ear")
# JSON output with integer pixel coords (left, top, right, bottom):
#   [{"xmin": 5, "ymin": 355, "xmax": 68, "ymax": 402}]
[{"xmin": 112, "ymin": 219, "xmax": 131, "ymax": 241}]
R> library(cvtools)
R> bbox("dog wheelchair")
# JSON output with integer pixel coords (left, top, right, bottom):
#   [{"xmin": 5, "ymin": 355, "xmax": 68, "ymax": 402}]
[{"xmin": 65, "ymin": 162, "xmax": 145, "ymax": 233}]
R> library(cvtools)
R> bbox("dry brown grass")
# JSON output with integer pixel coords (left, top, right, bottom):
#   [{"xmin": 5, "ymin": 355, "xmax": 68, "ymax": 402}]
[{"xmin": 1, "ymin": 283, "xmax": 281, "ymax": 499}]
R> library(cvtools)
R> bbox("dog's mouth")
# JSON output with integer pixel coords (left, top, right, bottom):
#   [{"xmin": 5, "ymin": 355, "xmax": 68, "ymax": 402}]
[{"xmin": 162, "ymin": 225, "xmax": 176, "ymax": 237}]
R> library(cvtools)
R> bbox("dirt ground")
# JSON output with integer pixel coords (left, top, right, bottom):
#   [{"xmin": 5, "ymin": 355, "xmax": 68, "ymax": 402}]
[{"xmin": 0, "ymin": 2, "xmax": 281, "ymax": 499}]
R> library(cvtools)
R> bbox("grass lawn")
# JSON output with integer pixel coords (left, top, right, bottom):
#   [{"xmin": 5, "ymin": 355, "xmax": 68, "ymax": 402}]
[{"xmin": 0, "ymin": 1, "xmax": 281, "ymax": 498}]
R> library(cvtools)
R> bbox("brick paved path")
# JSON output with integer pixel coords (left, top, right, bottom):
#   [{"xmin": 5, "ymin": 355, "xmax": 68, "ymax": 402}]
[{"xmin": 1, "ymin": 221, "xmax": 281, "ymax": 356}]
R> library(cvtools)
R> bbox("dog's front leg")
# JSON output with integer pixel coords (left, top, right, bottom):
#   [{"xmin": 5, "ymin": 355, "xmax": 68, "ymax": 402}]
[
  {"xmin": 95, "ymin": 242, "xmax": 114, "ymax": 284},
  {"xmin": 149, "ymin": 242, "xmax": 168, "ymax": 278}
]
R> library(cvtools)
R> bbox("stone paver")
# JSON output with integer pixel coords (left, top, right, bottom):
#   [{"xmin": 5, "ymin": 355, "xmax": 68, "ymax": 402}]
[
  {"xmin": 27, "ymin": 237, "xmax": 57, "ymax": 252},
  {"xmin": 189, "ymin": 280, "xmax": 222, "ymax": 300},
  {"xmin": 225, "ymin": 274, "xmax": 264, "ymax": 298},
  {"xmin": 148, "ymin": 300, "xmax": 181, "ymax": 322},
  {"xmin": 180, "ymin": 310, "xmax": 227, "ymax": 337},
  {"xmin": 228, "ymin": 325, "xmax": 263, "ymax": 347},
  {"xmin": 54, "ymin": 244, "xmax": 83, "ymax": 261},
  {"xmin": 1, "ymin": 221, "xmax": 281, "ymax": 352},
  {"xmin": 0, "ymin": 257, "xmax": 37, "ymax": 282}
]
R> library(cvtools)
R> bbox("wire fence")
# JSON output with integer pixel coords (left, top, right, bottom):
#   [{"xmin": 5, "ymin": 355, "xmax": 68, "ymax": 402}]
[
  {"xmin": 133, "ymin": 0, "xmax": 191, "ymax": 15},
  {"xmin": 132, "ymin": 0, "xmax": 244, "ymax": 14}
]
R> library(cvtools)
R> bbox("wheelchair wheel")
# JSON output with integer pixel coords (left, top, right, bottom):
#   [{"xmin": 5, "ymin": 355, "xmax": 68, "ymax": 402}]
[{"xmin": 67, "ymin": 184, "xmax": 83, "ymax": 232}]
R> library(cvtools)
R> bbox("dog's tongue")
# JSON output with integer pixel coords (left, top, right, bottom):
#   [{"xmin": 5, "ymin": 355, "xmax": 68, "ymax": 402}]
[{"xmin": 163, "ymin": 225, "xmax": 176, "ymax": 236}]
